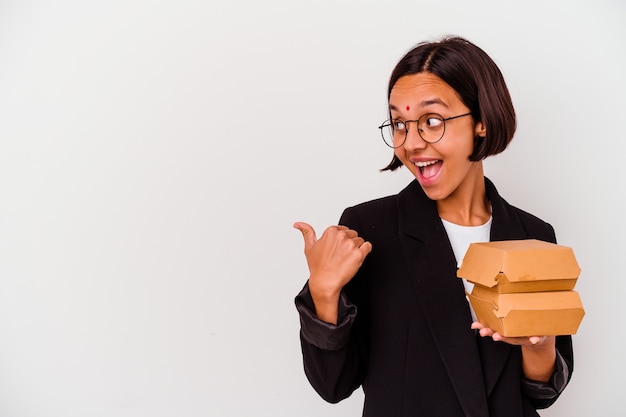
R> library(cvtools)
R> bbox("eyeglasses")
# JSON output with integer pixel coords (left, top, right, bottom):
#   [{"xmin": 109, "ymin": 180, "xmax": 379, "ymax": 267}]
[{"xmin": 378, "ymin": 112, "xmax": 473, "ymax": 148}]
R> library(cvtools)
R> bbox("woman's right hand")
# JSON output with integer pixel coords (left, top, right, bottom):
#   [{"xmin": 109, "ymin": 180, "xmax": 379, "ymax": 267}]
[{"xmin": 294, "ymin": 222, "xmax": 372, "ymax": 324}]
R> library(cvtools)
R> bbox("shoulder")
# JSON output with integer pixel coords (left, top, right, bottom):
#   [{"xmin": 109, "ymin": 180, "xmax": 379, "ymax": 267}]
[
  {"xmin": 339, "ymin": 181, "xmax": 423, "ymax": 222},
  {"xmin": 337, "ymin": 185, "xmax": 413, "ymax": 241},
  {"xmin": 510, "ymin": 205, "xmax": 556, "ymax": 240},
  {"xmin": 337, "ymin": 181, "xmax": 429, "ymax": 241},
  {"xmin": 345, "ymin": 194, "xmax": 398, "ymax": 215},
  {"xmin": 339, "ymin": 194, "xmax": 398, "ymax": 231},
  {"xmin": 487, "ymin": 178, "xmax": 557, "ymax": 243}
]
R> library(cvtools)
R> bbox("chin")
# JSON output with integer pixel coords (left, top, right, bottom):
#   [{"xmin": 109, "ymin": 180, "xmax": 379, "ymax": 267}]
[{"xmin": 419, "ymin": 185, "xmax": 448, "ymax": 202}]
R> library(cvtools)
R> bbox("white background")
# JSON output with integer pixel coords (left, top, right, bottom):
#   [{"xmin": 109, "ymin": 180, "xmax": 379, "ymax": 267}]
[{"xmin": 0, "ymin": 0, "xmax": 624, "ymax": 416}]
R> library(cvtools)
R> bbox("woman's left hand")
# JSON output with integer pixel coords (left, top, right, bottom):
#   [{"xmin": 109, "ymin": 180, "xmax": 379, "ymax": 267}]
[
  {"xmin": 471, "ymin": 322, "xmax": 554, "ymax": 348},
  {"xmin": 471, "ymin": 322, "xmax": 557, "ymax": 382}
]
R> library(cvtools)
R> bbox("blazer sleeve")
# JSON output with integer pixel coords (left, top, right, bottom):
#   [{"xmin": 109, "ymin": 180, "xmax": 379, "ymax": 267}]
[
  {"xmin": 296, "ymin": 283, "xmax": 356, "ymax": 351},
  {"xmin": 520, "ymin": 335, "xmax": 573, "ymax": 409},
  {"xmin": 512, "ymin": 206, "xmax": 575, "ymax": 409},
  {"xmin": 293, "ymin": 207, "xmax": 370, "ymax": 403}
]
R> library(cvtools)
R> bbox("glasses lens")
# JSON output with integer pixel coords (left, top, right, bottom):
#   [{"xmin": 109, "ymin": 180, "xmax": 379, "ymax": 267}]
[
  {"xmin": 418, "ymin": 113, "xmax": 445, "ymax": 143},
  {"xmin": 379, "ymin": 121, "xmax": 397, "ymax": 148}
]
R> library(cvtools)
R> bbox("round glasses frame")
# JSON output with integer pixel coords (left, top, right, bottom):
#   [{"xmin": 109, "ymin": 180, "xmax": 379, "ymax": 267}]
[{"xmin": 378, "ymin": 112, "xmax": 473, "ymax": 148}]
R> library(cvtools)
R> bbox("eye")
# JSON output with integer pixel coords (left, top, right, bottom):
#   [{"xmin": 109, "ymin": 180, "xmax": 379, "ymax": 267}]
[
  {"xmin": 424, "ymin": 115, "xmax": 444, "ymax": 128},
  {"xmin": 392, "ymin": 120, "xmax": 406, "ymax": 131}
]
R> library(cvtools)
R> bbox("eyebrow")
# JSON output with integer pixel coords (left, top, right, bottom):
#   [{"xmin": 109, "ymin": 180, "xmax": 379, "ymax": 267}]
[{"xmin": 389, "ymin": 98, "xmax": 449, "ymax": 112}]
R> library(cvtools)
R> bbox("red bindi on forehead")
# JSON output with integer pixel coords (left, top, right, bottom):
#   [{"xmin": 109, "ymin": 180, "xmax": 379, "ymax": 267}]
[{"xmin": 406, "ymin": 105, "xmax": 410, "ymax": 111}]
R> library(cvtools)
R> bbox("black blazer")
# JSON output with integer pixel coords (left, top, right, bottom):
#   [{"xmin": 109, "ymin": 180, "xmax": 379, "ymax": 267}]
[{"xmin": 296, "ymin": 178, "xmax": 573, "ymax": 417}]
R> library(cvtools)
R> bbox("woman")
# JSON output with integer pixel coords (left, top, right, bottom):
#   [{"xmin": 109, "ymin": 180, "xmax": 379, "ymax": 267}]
[{"xmin": 294, "ymin": 36, "xmax": 572, "ymax": 416}]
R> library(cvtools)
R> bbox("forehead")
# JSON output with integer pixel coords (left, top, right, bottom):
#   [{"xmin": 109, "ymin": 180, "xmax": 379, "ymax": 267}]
[{"xmin": 389, "ymin": 73, "xmax": 460, "ymax": 110}]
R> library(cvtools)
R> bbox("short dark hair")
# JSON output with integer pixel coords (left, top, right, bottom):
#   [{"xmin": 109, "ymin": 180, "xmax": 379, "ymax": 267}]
[{"xmin": 381, "ymin": 36, "xmax": 516, "ymax": 171}]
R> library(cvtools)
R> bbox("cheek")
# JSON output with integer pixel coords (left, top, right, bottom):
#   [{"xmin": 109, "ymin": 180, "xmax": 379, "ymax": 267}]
[
  {"xmin": 392, "ymin": 149, "xmax": 413, "ymax": 170},
  {"xmin": 450, "ymin": 133, "xmax": 476, "ymax": 155},
  {"xmin": 393, "ymin": 147, "xmax": 405, "ymax": 161},
  {"xmin": 438, "ymin": 138, "xmax": 474, "ymax": 165}
]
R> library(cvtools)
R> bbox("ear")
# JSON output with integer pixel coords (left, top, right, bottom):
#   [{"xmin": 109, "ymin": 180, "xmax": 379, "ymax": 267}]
[{"xmin": 474, "ymin": 120, "xmax": 486, "ymax": 137}]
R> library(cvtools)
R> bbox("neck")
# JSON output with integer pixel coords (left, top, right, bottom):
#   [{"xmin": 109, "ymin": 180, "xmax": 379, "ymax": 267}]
[{"xmin": 437, "ymin": 163, "xmax": 490, "ymax": 226}]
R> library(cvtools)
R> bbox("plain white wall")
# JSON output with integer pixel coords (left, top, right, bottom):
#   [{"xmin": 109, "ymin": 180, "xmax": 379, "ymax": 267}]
[{"xmin": 0, "ymin": 0, "xmax": 624, "ymax": 416}]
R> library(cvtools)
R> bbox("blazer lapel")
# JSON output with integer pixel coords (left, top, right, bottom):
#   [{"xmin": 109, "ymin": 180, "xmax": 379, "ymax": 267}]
[
  {"xmin": 396, "ymin": 181, "xmax": 489, "ymax": 417},
  {"xmin": 395, "ymin": 179, "xmax": 532, "ymax": 413},
  {"xmin": 479, "ymin": 178, "xmax": 530, "ymax": 395}
]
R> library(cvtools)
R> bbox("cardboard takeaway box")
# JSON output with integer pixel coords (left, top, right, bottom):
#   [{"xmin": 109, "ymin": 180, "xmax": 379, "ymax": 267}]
[{"xmin": 457, "ymin": 239, "xmax": 585, "ymax": 337}]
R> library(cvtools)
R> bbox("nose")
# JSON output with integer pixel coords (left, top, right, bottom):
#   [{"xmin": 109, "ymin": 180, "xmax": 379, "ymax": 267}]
[{"xmin": 403, "ymin": 124, "xmax": 427, "ymax": 151}]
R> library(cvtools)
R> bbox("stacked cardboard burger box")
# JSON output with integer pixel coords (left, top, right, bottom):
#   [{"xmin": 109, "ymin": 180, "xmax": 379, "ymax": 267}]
[{"xmin": 457, "ymin": 239, "xmax": 585, "ymax": 337}]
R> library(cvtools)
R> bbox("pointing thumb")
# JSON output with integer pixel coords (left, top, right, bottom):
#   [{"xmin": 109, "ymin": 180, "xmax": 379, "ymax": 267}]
[{"xmin": 293, "ymin": 221, "xmax": 317, "ymax": 251}]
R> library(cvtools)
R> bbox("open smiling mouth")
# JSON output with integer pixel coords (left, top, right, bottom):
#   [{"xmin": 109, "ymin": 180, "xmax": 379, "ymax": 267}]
[{"xmin": 415, "ymin": 160, "xmax": 442, "ymax": 178}]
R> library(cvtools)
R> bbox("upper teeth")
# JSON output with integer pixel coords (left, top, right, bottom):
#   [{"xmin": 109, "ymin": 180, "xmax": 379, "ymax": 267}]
[{"xmin": 415, "ymin": 161, "xmax": 438, "ymax": 167}]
